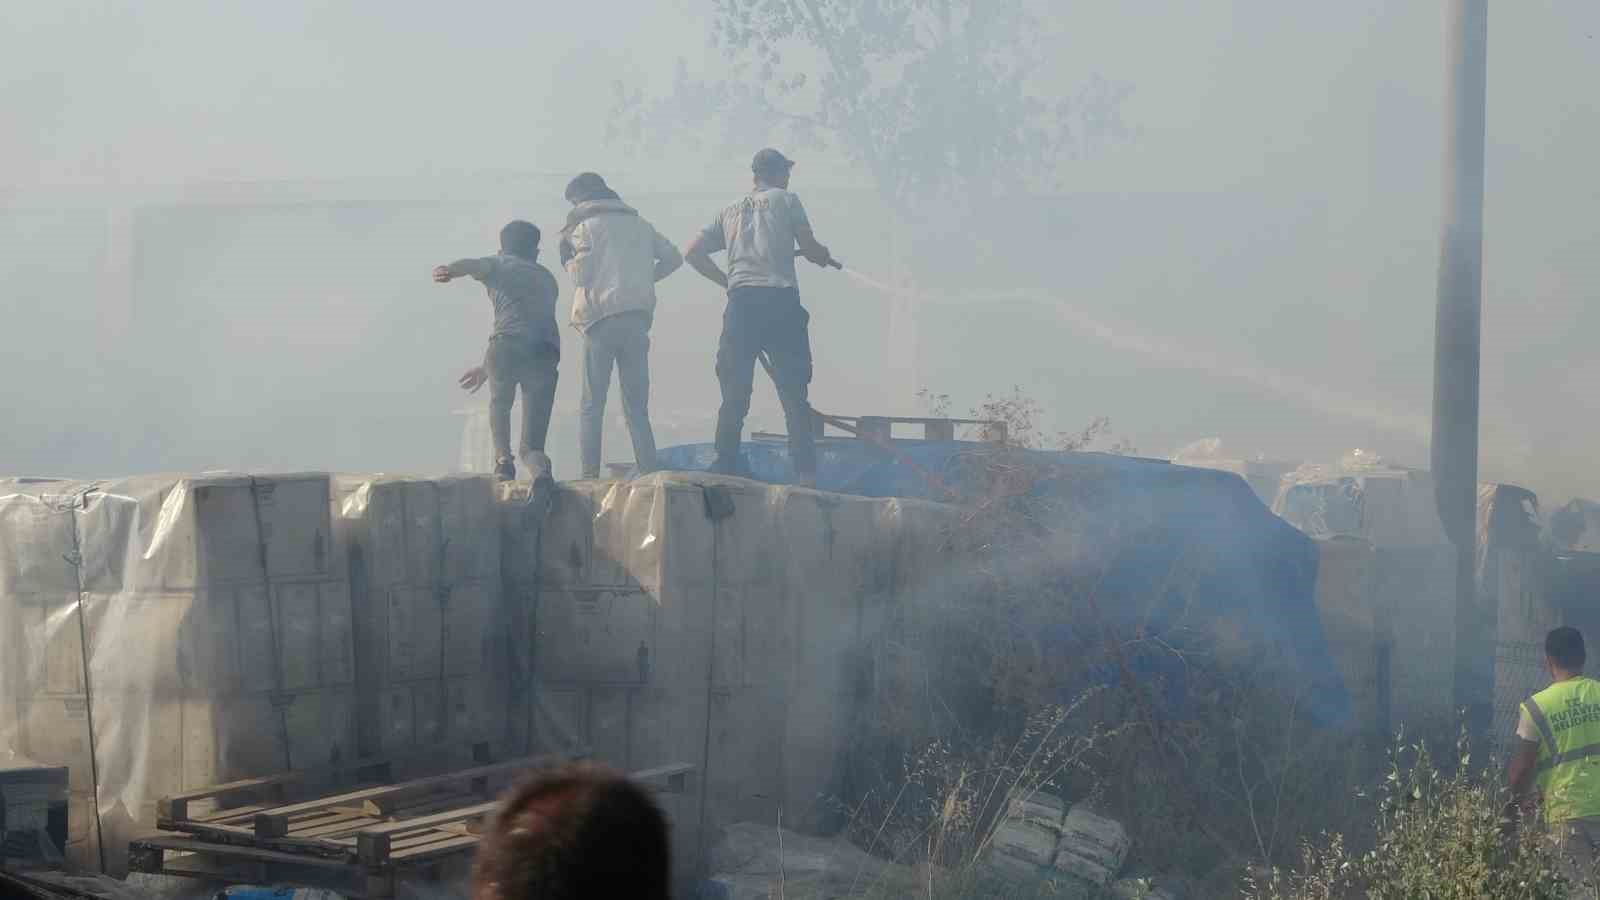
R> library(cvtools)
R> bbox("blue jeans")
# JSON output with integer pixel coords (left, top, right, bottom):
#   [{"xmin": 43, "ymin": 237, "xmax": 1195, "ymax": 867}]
[{"xmin": 579, "ymin": 312, "xmax": 658, "ymax": 479}]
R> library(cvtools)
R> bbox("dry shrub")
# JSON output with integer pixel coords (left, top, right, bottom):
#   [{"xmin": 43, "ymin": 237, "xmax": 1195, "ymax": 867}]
[
  {"xmin": 1245, "ymin": 732, "xmax": 1577, "ymax": 899},
  {"xmin": 836, "ymin": 397, "xmax": 1416, "ymax": 893},
  {"xmin": 842, "ymin": 693, "xmax": 1119, "ymax": 867},
  {"xmin": 832, "ymin": 694, "xmax": 1127, "ymax": 900}
]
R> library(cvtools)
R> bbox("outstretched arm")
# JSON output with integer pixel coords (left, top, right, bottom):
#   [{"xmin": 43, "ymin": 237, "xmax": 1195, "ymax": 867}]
[
  {"xmin": 684, "ymin": 234, "xmax": 728, "ymax": 290},
  {"xmin": 436, "ymin": 258, "xmax": 495, "ymax": 392},
  {"xmin": 432, "ymin": 257, "xmax": 496, "ymax": 283},
  {"xmin": 793, "ymin": 223, "xmax": 834, "ymax": 269},
  {"xmin": 785, "ymin": 193, "xmax": 832, "ymax": 267}
]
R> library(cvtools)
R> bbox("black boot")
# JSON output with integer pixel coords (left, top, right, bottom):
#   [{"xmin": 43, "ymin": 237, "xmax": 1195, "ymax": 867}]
[{"xmin": 494, "ymin": 456, "xmax": 516, "ymax": 482}]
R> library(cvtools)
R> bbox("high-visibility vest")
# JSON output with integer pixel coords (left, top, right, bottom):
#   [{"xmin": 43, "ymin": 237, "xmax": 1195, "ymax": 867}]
[{"xmin": 1524, "ymin": 676, "xmax": 1600, "ymax": 823}]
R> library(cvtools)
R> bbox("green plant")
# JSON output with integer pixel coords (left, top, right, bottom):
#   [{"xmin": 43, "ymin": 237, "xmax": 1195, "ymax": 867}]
[{"xmin": 1244, "ymin": 731, "xmax": 1578, "ymax": 900}]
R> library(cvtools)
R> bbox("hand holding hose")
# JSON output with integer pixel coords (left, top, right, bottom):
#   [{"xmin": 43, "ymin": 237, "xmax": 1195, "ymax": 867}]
[{"xmin": 794, "ymin": 248, "xmax": 843, "ymax": 270}]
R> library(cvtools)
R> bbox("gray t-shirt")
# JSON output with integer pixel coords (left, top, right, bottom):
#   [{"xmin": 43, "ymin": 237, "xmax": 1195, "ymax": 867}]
[
  {"xmin": 698, "ymin": 188, "xmax": 812, "ymax": 291},
  {"xmin": 453, "ymin": 253, "xmax": 561, "ymax": 353}
]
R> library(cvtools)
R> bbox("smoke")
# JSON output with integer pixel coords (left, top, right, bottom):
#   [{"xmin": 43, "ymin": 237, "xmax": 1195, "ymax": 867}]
[
  {"xmin": 842, "ymin": 265, "xmax": 1430, "ymax": 443},
  {"xmin": 3, "ymin": 1, "xmax": 1599, "ymax": 502}
]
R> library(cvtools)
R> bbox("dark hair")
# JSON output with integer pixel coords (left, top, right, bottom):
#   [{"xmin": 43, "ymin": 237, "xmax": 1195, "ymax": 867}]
[
  {"xmin": 472, "ymin": 762, "xmax": 670, "ymax": 900},
  {"xmin": 1548, "ymin": 626, "xmax": 1587, "ymax": 672},
  {"xmin": 564, "ymin": 172, "xmax": 619, "ymax": 205},
  {"xmin": 500, "ymin": 220, "xmax": 541, "ymax": 259}
]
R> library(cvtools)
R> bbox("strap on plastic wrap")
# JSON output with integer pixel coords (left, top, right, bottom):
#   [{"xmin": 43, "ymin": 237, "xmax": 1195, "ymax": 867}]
[
  {"xmin": 247, "ymin": 477, "xmax": 295, "ymax": 771},
  {"xmin": 60, "ymin": 489, "xmax": 108, "ymax": 873}
]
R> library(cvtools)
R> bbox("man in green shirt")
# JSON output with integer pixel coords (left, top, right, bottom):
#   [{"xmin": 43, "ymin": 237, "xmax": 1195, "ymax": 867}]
[{"xmin": 1510, "ymin": 626, "xmax": 1600, "ymax": 889}]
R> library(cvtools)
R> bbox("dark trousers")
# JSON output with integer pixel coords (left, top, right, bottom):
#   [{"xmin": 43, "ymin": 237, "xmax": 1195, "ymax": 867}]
[
  {"xmin": 713, "ymin": 285, "xmax": 816, "ymax": 477},
  {"xmin": 487, "ymin": 335, "xmax": 559, "ymax": 467}
]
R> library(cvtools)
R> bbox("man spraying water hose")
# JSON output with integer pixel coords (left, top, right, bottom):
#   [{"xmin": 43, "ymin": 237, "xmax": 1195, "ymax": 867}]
[{"xmin": 684, "ymin": 148, "xmax": 839, "ymax": 488}]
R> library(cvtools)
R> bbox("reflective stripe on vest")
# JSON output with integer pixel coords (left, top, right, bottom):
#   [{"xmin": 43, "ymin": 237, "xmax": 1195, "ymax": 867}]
[{"xmin": 1528, "ymin": 677, "xmax": 1600, "ymax": 823}]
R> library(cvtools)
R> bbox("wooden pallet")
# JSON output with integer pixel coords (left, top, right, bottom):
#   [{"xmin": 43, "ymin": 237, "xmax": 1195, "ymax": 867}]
[
  {"xmin": 130, "ymin": 754, "xmax": 695, "ymax": 898},
  {"xmin": 755, "ymin": 413, "xmax": 1007, "ymax": 444}
]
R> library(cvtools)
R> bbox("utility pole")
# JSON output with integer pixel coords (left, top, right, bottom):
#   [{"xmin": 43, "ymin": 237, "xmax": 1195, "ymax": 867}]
[{"xmin": 1433, "ymin": 0, "xmax": 1489, "ymax": 733}]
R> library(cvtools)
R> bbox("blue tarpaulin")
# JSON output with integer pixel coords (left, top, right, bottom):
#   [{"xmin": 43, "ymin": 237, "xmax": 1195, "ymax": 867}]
[{"xmin": 657, "ymin": 437, "xmax": 1352, "ymax": 726}]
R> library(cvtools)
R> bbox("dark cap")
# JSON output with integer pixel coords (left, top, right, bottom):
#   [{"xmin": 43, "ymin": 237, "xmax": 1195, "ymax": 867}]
[
  {"xmin": 564, "ymin": 172, "xmax": 613, "ymax": 204},
  {"xmin": 751, "ymin": 148, "xmax": 795, "ymax": 176}
]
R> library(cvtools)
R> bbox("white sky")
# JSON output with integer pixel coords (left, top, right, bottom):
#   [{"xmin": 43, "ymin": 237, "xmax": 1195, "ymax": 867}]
[{"xmin": 4, "ymin": 1, "xmax": 1599, "ymax": 497}]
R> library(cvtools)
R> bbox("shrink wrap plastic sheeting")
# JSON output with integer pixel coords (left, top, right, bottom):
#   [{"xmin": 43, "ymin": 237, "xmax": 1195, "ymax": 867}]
[
  {"xmin": 0, "ymin": 474, "xmax": 353, "ymax": 874},
  {"xmin": 1, "ymin": 468, "xmax": 966, "ymax": 879},
  {"xmin": 500, "ymin": 471, "xmax": 967, "ymax": 874},
  {"xmin": 334, "ymin": 475, "xmax": 513, "ymax": 765},
  {"xmin": 659, "ymin": 441, "xmax": 1351, "ymax": 726},
  {"xmin": 1480, "ymin": 484, "xmax": 1554, "ymax": 755}
]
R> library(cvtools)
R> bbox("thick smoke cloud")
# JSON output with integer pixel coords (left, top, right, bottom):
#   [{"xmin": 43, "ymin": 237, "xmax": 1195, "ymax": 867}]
[{"xmin": 3, "ymin": 1, "xmax": 1598, "ymax": 502}]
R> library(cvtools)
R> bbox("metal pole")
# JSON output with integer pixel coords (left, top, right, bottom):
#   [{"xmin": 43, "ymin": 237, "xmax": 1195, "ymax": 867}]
[{"xmin": 1433, "ymin": 0, "xmax": 1489, "ymax": 731}]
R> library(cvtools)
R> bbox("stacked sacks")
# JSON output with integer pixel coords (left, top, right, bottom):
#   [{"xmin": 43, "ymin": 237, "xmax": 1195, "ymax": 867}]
[
  {"xmin": 984, "ymin": 792, "xmax": 1130, "ymax": 890},
  {"xmin": 1056, "ymin": 805, "xmax": 1134, "ymax": 886},
  {"xmin": 987, "ymin": 792, "xmax": 1067, "ymax": 881}
]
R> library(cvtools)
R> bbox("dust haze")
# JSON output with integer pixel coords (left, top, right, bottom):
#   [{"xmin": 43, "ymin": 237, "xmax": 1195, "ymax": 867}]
[{"xmin": 4, "ymin": 0, "xmax": 1598, "ymax": 504}]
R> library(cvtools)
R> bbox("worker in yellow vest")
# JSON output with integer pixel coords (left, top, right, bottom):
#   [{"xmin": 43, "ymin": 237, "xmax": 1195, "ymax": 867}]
[{"xmin": 1510, "ymin": 626, "xmax": 1600, "ymax": 890}]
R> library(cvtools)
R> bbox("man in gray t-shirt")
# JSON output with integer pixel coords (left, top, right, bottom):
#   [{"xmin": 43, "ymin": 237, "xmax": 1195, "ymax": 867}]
[
  {"xmin": 433, "ymin": 220, "xmax": 561, "ymax": 482},
  {"xmin": 685, "ymin": 148, "xmax": 835, "ymax": 486}
]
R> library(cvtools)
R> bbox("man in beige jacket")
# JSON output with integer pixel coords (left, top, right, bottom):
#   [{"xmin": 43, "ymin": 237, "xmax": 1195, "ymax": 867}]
[{"xmin": 559, "ymin": 173, "xmax": 683, "ymax": 479}]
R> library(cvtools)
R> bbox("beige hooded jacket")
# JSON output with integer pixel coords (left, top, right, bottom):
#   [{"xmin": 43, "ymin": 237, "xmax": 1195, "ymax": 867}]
[{"xmin": 561, "ymin": 200, "xmax": 683, "ymax": 333}]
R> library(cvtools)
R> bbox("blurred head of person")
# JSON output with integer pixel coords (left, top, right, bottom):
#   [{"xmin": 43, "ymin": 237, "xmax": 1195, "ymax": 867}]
[
  {"xmin": 564, "ymin": 172, "xmax": 620, "ymax": 206},
  {"xmin": 472, "ymin": 762, "xmax": 670, "ymax": 900},
  {"xmin": 751, "ymin": 148, "xmax": 794, "ymax": 189},
  {"xmin": 500, "ymin": 220, "xmax": 541, "ymax": 260},
  {"xmin": 1547, "ymin": 626, "xmax": 1587, "ymax": 677}
]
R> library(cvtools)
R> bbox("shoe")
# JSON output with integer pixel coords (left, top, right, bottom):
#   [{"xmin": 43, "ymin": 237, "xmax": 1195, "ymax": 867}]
[
  {"xmin": 521, "ymin": 450, "xmax": 553, "ymax": 482},
  {"xmin": 494, "ymin": 457, "xmax": 516, "ymax": 482},
  {"xmin": 707, "ymin": 455, "xmax": 741, "ymax": 477}
]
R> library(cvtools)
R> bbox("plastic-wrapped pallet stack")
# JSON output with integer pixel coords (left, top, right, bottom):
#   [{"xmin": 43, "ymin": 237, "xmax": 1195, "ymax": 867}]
[
  {"xmin": 1285, "ymin": 468, "xmax": 1458, "ymax": 736},
  {"xmin": 0, "ymin": 474, "xmax": 355, "ymax": 874},
  {"xmin": 0, "ymin": 479, "xmax": 101, "ymax": 870},
  {"xmin": 498, "ymin": 471, "xmax": 969, "ymax": 878},
  {"xmin": 336, "ymin": 475, "xmax": 513, "ymax": 766},
  {"xmin": 1482, "ymin": 484, "xmax": 1557, "ymax": 755}
]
